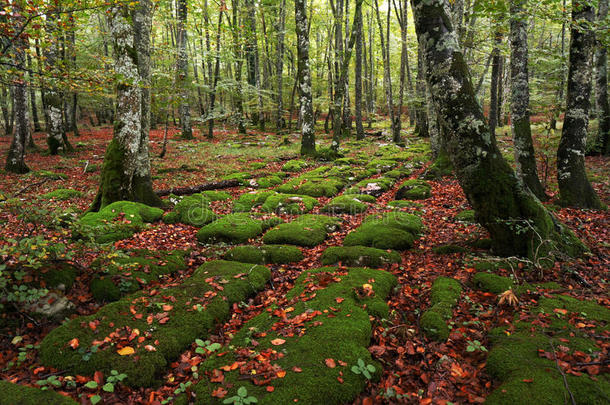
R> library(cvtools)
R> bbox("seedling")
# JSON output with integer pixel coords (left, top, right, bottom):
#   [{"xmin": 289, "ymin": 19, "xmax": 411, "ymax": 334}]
[
  {"xmin": 195, "ymin": 338, "xmax": 222, "ymax": 354},
  {"xmin": 351, "ymin": 358, "xmax": 376, "ymax": 379},
  {"xmin": 466, "ymin": 340, "xmax": 488, "ymax": 352},
  {"xmin": 223, "ymin": 386, "xmax": 258, "ymax": 404}
]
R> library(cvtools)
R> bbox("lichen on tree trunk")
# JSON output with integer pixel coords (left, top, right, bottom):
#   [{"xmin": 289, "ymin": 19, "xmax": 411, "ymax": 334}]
[
  {"xmin": 296, "ymin": 0, "xmax": 316, "ymax": 156},
  {"xmin": 410, "ymin": 0, "xmax": 586, "ymax": 258},
  {"xmin": 177, "ymin": 0, "xmax": 193, "ymax": 140}
]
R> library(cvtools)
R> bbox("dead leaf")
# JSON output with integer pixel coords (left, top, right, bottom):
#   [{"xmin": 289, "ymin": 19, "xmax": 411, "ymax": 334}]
[{"xmin": 117, "ymin": 346, "xmax": 135, "ymax": 356}]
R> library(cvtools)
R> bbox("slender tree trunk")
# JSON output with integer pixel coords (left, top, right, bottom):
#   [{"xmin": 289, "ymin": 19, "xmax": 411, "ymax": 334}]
[
  {"xmin": 354, "ymin": 0, "xmax": 365, "ymax": 140},
  {"xmin": 594, "ymin": 0, "xmax": 610, "ymax": 155},
  {"xmin": 557, "ymin": 1, "xmax": 602, "ymax": 209},
  {"xmin": 342, "ymin": 0, "xmax": 352, "ymax": 137},
  {"xmin": 509, "ymin": 0, "xmax": 547, "ymax": 201},
  {"xmin": 91, "ymin": 0, "xmax": 162, "ymax": 210},
  {"xmin": 245, "ymin": 0, "xmax": 265, "ymax": 130},
  {"xmin": 411, "ymin": 0, "xmax": 586, "ymax": 258},
  {"xmin": 177, "ymin": 0, "xmax": 193, "ymax": 139},
  {"xmin": 230, "ymin": 0, "xmax": 247, "ymax": 134},
  {"xmin": 27, "ymin": 54, "xmax": 41, "ymax": 133},
  {"xmin": 1, "ymin": 87, "xmax": 12, "ymax": 136},
  {"xmin": 550, "ymin": 0, "xmax": 567, "ymax": 130},
  {"xmin": 414, "ymin": 44, "xmax": 429, "ymax": 137},
  {"xmin": 296, "ymin": 0, "xmax": 315, "ymax": 156},
  {"xmin": 332, "ymin": 0, "xmax": 344, "ymax": 140},
  {"xmin": 275, "ymin": 0, "xmax": 287, "ymax": 132},
  {"xmin": 489, "ymin": 30, "xmax": 502, "ymax": 136},
  {"xmin": 207, "ymin": 7, "xmax": 224, "ymax": 139}
]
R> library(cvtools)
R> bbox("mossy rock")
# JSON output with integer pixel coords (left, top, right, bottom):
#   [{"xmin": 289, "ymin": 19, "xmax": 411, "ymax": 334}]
[
  {"xmin": 0, "ymin": 381, "xmax": 77, "ymax": 405},
  {"xmin": 163, "ymin": 194, "xmax": 217, "ymax": 227},
  {"xmin": 366, "ymin": 159, "xmax": 398, "ymax": 172},
  {"xmin": 455, "ymin": 209, "xmax": 476, "ymax": 222},
  {"xmin": 37, "ymin": 261, "xmax": 78, "ymax": 291},
  {"xmin": 431, "ymin": 244, "xmax": 469, "ymax": 254},
  {"xmin": 263, "ymin": 215, "xmax": 341, "ymax": 247},
  {"xmin": 346, "ymin": 177, "xmax": 395, "ymax": 197},
  {"xmin": 40, "ymin": 188, "xmax": 83, "ymax": 201},
  {"xmin": 472, "ymin": 272, "xmax": 514, "ymax": 294},
  {"xmin": 39, "ymin": 260, "xmax": 271, "ymax": 387},
  {"xmin": 278, "ymin": 177, "xmax": 345, "ymax": 197},
  {"xmin": 321, "ymin": 246, "xmax": 401, "ymax": 267},
  {"xmin": 321, "ymin": 195, "xmax": 373, "ymax": 214},
  {"xmin": 233, "ymin": 191, "xmax": 277, "ymax": 212},
  {"xmin": 281, "ymin": 159, "xmax": 309, "ymax": 172},
  {"xmin": 343, "ymin": 212, "xmax": 423, "ymax": 250},
  {"xmin": 197, "ymin": 214, "xmax": 264, "ymax": 244},
  {"xmin": 249, "ymin": 162, "xmax": 267, "ymax": 170},
  {"xmin": 200, "ymin": 190, "xmax": 232, "ymax": 201},
  {"xmin": 89, "ymin": 250, "xmax": 187, "ymax": 302},
  {"xmin": 248, "ymin": 175, "xmax": 283, "ymax": 188},
  {"xmin": 185, "ymin": 267, "xmax": 397, "ymax": 404},
  {"xmin": 420, "ymin": 277, "xmax": 462, "ymax": 341},
  {"xmin": 423, "ymin": 153, "xmax": 453, "ymax": 179},
  {"xmin": 76, "ymin": 201, "xmax": 164, "ymax": 243},
  {"xmin": 384, "ymin": 167, "xmax": 413, "ymax": 179},
  {"xmin": 395, "ymin": 179, "xmax": 431, "ymax": 200},
  {"xmin": 223, "ymin": 245, "xmax": 304, "ymax": 264},
  {"xmin": 535, "ymin": 295, "xmax": 610, "ymax": 323},
  {"xmin": 221, "ymin": 172, "xmax": 253, "ymax": 182},
  {"xmin": 387, "ymin": 200, "xmax": 424, "ymax": 209},
  {"xmin": 468, "ymin": 238, "xmax": 492, "ymax": 250},
  {"xmin": 260, "ymin": 193, "xmax": 319, "ymax": 214},
  {"xmin": 34, "ymin": 170, "xmax": 68, "ymax": 180}
]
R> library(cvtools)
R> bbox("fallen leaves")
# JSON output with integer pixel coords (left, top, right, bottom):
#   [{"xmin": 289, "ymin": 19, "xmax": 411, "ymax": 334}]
[
  {"xmin": 117, "ymin": 346, "xmax": 135, "ymax": 356},
  {"xmin": 324, "ymin": 358, "xmax": 336, "ymax": 368},
  {"xmin": 270, "ymin": 338, "xmax": 285, "ymax": 346},
  {"xmin": 68, "ymin": 338, "xmax": 79, "ymax": 349}
]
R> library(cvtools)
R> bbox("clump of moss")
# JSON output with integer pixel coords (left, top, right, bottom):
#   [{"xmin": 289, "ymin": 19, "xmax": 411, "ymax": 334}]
[
  {"xmin": 384, "ymin": 167, "xmax": 413, "ymax": 179},
  {"xmin": 395, "ymin": 179, "xmax": 431, "ymax": 200},
  {"xmin": 387, "ymin": 200, "xmax": 424, "ymax": 209},
  {"xmin": 39, "ymin": 260, "xmax": 271, "ymax": 387},
  {"xmin": 321, "ymin": 195, "xmax": 372, "ymax": 214},
  {"xmin": 248, "ymin": 175, "xmax": 283, "ymax": 188},
  {"xmin": 200, "ymin": 190, "xmax": 232, "ymax": 201},
  {"xmin": 423, "ymin": 153, "xmax": 453, "ymax": 179},
  {"xmin": 197, "ymin": 214, "xmax": 264, "ymax": 244},
  {"xmin": 263, "ymin": 215, "xmax": 341, "ymax": 247},
  {"xmin": 38, "ymin": 262, "xmax": 78, "ymax": 291},
  {"xmin": 223, "ymin": 245, "xmax": 304, "ymax": 264},
  {"xmin": 366, "ymin": 159, "xmax": 398, "ymax": 172},
  {"xmin": 233, "ymin": 191, "xmax": 277, "ymax": 212},
  {"xmin": 0, "ymin": 381, "xmax": 77, "ymax": 405},
  {"xmin": 261, "ymin": 193, "xmax": 319, "ymax": 214},
  {"xmin": 432, "ymin": 244, "xmax": 469, "ymax": 254},
  {"xmin": 186, "ymin": 267, "xmax": 397, "ymax": 404},
  {"xmin": 278, "ymin": 177, "xmax": 345, "ymax": 197},
  {"xmin": 33, "ymin": 170, "xmax": 68, "ymax": 180},
  {"xmin": 163, "ymin": 194, "xmax": 217, "ymax": 227},
  {"xmin": 472, "ymin": 272, "xmax": 514, "ymax": 294},
  {"xmin": 343, "ymin": 212, "xmax": 423, "ymax": 250},
  {"xmin": 420, "ymin": 277, "xmax": 462, "ymax": 341},
  {"xmin": 40, "ymin": 188, "xmax": 83, "ymax": 201},
  {"xmin": 455, "ymin": 209, "xmax": 475, "ymax": 222},
  {"xmin": 468, "ymin": 238, "xmax": 492, "ymax": 250},
  {"xmin": 89, "ymin": 250, "xmax": 187, "ymax": 302},
  {"xmin": 76, "ymin": 201, "xmax": 164, "ymax": 243},
  {"xmin": 221, "ymin": 172, "xmax": 253, "ymax": 182},
  {"xmin": 321, "ymin": 246, "xmax": 401, "ymax": 267},
  {"xmin": 345, "ymin": 177, "xmax": 395, "ymax": 197},
  {"xmin": 282, "ymin": 159, "xmax": 309, "ymax": 172}
]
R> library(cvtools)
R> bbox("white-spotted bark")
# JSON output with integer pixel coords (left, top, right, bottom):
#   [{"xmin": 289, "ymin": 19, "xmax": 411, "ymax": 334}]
[
  {"xmin": 177, "ymin": 0, "xmax": 193, "ymax": 139},
  {"xmin": 296, "ymin": 0, "xmax": 315, "ymax": 155}
]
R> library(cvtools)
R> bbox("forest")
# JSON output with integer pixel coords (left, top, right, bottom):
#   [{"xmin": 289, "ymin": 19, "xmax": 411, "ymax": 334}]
[{"xmin": 0, "ymin": 0, "xmax": 608, "ymax": 403}]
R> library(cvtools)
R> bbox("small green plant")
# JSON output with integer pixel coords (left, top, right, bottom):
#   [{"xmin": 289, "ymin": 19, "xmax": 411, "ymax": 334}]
[
  {"xmin": 223, "ymin": 386, "xmax": 258, "ymax": 404},
  {"xmin": 35, "ymin": 375, "xmax": 62, "ymax": 390},
  {"xmin": 84, "ymin": 370, "xmax": 127, "ymax": 404},
  {"xmin": 194, "ymin": 338, "xmax": 222, "ymax": 354},
  {"xmin": 173, "ymin": 381, "xmax": 192, "ymax": 395},
  {"xmin": 351, "ymin": 358, "xmax": 376, "ymax": 379},
  {"xmin": 466, "ymin": 340, "xmax": 488, "ymax": 353}
]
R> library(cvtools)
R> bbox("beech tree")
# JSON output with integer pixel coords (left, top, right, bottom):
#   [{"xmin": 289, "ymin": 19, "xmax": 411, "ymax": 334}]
[
  {"xmin": 177, "ymin": 0, "xmax": 193, "ymax": 139},
  {"xmin": 594, "ymin": 0, "xmax": 609, "ymax": 155},
  {"xmin": 410, "ymin": 0, "xmax": 585, "ymax": 258},
  {"xmin": 296, "ymin": 0, "xmax": 315, "ymax": 156}
]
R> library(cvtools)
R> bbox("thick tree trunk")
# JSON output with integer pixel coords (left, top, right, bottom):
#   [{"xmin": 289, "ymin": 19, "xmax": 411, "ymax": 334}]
[
  {"xmin": 177, "ymin": 0, "xmax": 193, "ymax": 139},
  {"xmin": 275, "ymin": 0, "xmax": 287, "ymax": 132},
  {"xmin": 594, "ymin": 0, "xmax": 610, "ymax": 155},
  {"xmin": 354, "ymin": 1, "xmax": 365, "ymax": 140},
  {"xmin": 411, "ymin": 0, "xmax": 586, "ymax": 258},
  {"xmin": 509, "ymin": 0, "xmax": 547, "ymax": 201},
  {"xmin": 557, "ymin": 2, "xmax": 602, "ymax": 209},
  {"xmin": 296, "ymin": 0, "xmax": 316, "ymax": 156},
  {"xmin": 91, "ymin": 1, "xmax": 162, "ymax": 210}
]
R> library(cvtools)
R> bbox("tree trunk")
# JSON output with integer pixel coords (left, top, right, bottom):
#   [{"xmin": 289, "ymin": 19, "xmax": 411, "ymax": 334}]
[
  {"xmin": 489, "ymin": 30, "xmax": 502, "ymax": 136},
  {"xmin": 594, "ymin": 0, "xmax": 609, "ymax": 155},
  {"xmin": 275, "ymin": 0, "xmax": 287, "ymax": 132},
  {"xmin": 230, "ymin": 0, "xmax": 247, "ymax": 134},
  {"xmin": 354, "ymin": 0, "xmax": 365, "ymax": 140},
  {"xmin": 1, "ymin": 86, "xmax": 14, "ymax": 137},
  {"xmin": 550, "ymin": 0, "xmax": 567, "ymax": 131},
  {"xmin": 207, "ymin": 7, "xmax": 224, "ymax": 139},
  {"xmin": 296, "ymin": 0, "xmax": 316, "ymax": 156},
  {"xmin": 411, "ymin": 0, "xmax": 586, "ymax": 258},
  {"xmin": 245, "ymin": 0, "xmax": 265, "ymax": 130},
  {"xmin": 177, "ymin": 0, "xmax": 193, "ymax": 139},
  {"xmin": 557, "ymin": 1, "xmax": 602, "ymax": 209},
  {"xmin": 27, "ymin": 54, "xmax": 41, "ymax": 133},
  {"xmin": 341, "ymin": 0, "xmax": 352, "ymax": 137},
  {"xmin": 91, "ymin": 0, "xmax": 162, "ymax": 210},
  {"xmin": 414, "ymin": 44, "xmax": 429, "ymax": 137},
  {"xmin": 509, "ymin": 0, "xmax": 547, "ymax": 201}
]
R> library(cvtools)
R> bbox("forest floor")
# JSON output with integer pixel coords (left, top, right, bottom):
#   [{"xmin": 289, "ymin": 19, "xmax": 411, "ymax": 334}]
[{"xmin": 0, "ymin": 120, "xmax": 608, "ymax": 404}]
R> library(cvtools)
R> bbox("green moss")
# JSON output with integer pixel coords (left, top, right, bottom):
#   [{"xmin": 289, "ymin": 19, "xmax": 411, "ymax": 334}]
[
  {"xmin": 432, "ymin": 244, "xmax": 469, "ymax": 254},
  {"xmin": 281, "ymin": 159, "xmax": 309, "ymax": 172},
  {"xmin": 39, "ymin": 260, "xmax": 270, "ymax": 387},
  {"xmin": 40, "ymin": 188, "xmax": 83, "ymax": 201},
  {"xmin": 420, "ymin": 310, "xmax": 449, "ymax": 341},
  {"xmin": 343, "ymin": 212, "xmax": 423, "ymax": 250},
  {"xmin": 395, "ymin": 179, "xmax": 431, "ymax": 200},
  {"xmin": 321, "ymin": 246, "xmax": 401, "ymax": 267},
  {"xmin": 223, "ymin": 245, "xmax": 303, "ymax": 264},
  {"xmin": 233, "ymin": 191, "xmax": 277, "ymax": 212},
  {"xmin": 472, "ymin": 272, "xmax": 514, "ymax": 294},
  {"xmin": 197, "ymin": 214, "xmax": 265, "ymax": 244},
  {"xmin": 322, "ymin": 195, "xmax": 371, "ymax": 214},
  {"xmin": 279, "ymin": 177, "xmax": 345, "ymax": 197},
  {"xmin": 90, "ymin": 277, "xmax": 121, "ymax": 302},
  {"xmin": 384, "ymin": 167, "xmax": 413, "ymax": 179},
  {"xmin": 187, "ymin": 267, "xmax": 397, "ymax": 404},
  {"xmin": 250, "ymin": 175, "xmax": 283, "ymax": 188},
  {"xmin": 263, "ymin": 215, "xmax": 341, "ymax": 247},
  {"xmin": 420, "ymin": 277, "xmax": 462, "ymax": 341},
  {"xmin": 200, "ymin": 190, "xmax": 232, "ymax": 201},
  {"xmin": 366, "ymin": 159, "xmax": 398, "ymax": 172},
  {"xmin": 0, "ymin": 381, "xmax": 77, "ymax": 405},
  {"xmin": 536, "ymin": 295, "xmax": 610, "ymax": 323},
  {"xmin": 455, "ymin": 209, "xmax": 475, "ymax": 222},
  {"xmin": 33, "ymin": 170, "xmax": 68, "ymax": 180},
  {"xmin": 469, "ymin": 238, "xmax": 492, "ymax": 249},
  {"xmin": 423, "ymin": 153, "xmax": 453, "ymax": 179},
  {"xmin": 260, "ymin": 193, "xmax": 319, "ymax": 214},
  {"xmin": 38, "ymin": 262, "xmax": 78, "ymax": 291},
  {"xmin": 221, "ymin": 172, "xmax": 253, "ymax": 182},
  {"xmin": 77, "ymin": 201, "xmax": 164, "ymax": 243},
  {"xmin": 249, "ymin": 162, "xmax": 267, "ymax": 170},
  {"xmin": 387, "ymin": 200, "xmax": 424, "ymax": 209},
  {"xmin": 163, "ymin": 194, "xmax": 217, "ymax": 227}
]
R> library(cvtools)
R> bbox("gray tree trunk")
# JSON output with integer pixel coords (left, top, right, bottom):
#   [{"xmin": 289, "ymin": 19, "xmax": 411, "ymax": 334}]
[
  {"xmin": 177, "ymin": 0, "xmax": 193, "ymax": 139},
  {"xmin": 230, "ymin": 0, "xmax": 247, "ymax": 134},
  {"xmin": 489, "ymin": 30, "xmax": 502, "ymax": 136},
  {"xmin": 557, "ymin": 1, "xmax": 602, "ymax": 208},
  {"xmin": 245, "ymin": 0, "xmax": 265, "ymax": 130},
  {"xmin": 296, "ymin": 0, "xmax": 316, "ymax": 155},
  {"xmin": 27, "ymin": 54, "xmax": 41, "ymax": 132},
  {"xmin": 275, "ymin": 0, "xmax": 287, "ymax": 132},
  {"xmin": 509, "ymin": 0, "xmax": 547, "ymax": 200},
  {"xmin": 411, "ymin": 0, "xmax": 586, "ymax": 258},
  {"xmin": 354, "ymin": 0, "xmax": 365, "ymax": 140},
  {"xmin": 594, "ymin": 0, "xmax": 610, "ymax": 155},
  {"xmin": 414, "ymin": 44, "xmax": 429, "ymax": 137},
  {"xmin": 207, "ymin": 8, "xmax": 223, "ymax": 139}
]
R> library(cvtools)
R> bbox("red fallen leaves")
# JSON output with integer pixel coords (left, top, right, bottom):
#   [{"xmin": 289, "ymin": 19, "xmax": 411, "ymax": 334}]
[
  {"xmin": 270, "ymin": 338, "xmax": 286, "ymax": 346},
  {"xmin": 212, "ymin": 386, "xmax": 228, "ymax": 398},
  {"xmin": 68, "ymin": 338, "xmax": 79, "ymax": 349},
  {"xmin": 325, "ymin": 358, "xmax": 336, "ymax": 368}
]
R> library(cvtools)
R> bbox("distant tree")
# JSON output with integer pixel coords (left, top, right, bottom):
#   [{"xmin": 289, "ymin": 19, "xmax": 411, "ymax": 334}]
[
  {"xmin": 177, "ymin": 0, "xmax": 193, "ymax": 139},
  {"xmin": 275, "ymin": 0, "xmax": 287, "ymax": 132},
  {"xmin": 295, "ymin": 0, "xmax": 315, "ymax": 156},
  {"xmin": 594, "ymin": 0, "xmax": 609, "ymax": 155},
  {"xmin": 354, "ymin": 0, "xmax": 365, "ymax": 140},
  {"xmin": 245, "ymin": 0, "xmax": 264, "ymax": 130}
]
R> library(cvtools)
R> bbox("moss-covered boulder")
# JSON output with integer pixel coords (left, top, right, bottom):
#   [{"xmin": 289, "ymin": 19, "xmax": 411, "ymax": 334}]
[
  {"xmin": 76, "ymin": 201, "xmax": 164, "ymax": 243},
  {"xmin": 455, "ymin": 209, "xmax": 476, "ymax": 222},
  {"xmin": 321, "ymin": 246, "xmax": 401, "ymax": 267},
  {"xmin": 366, "ymin": 159, "xmax": 398, "ymax": 172},
  {"xmin": 89, "ymin": 250, "xmax": 187, "ymax": 302},
  {"xmin": 420, "ymin": 277, "xmax": 462, "ymax": 341},
  {"xmin": 343, "ymin": 212, "xmax": 423, "ymax": 250},
  {"xmin": 321, "ymin": 195, "xmax": 374, "ymax": 214},
  {"xmin": 387, "ymin": 200, "xmax": 424, "ymax": 209},
  {"xmin": 0, "ymin": 381, "xmax": 77, "ymax": 405},
  {"xmin": 39, "ymin": 260, "xmax": 271, "ymax": 387},
  {"xmin": 197, "ymin": 214, "xmax": 265, "ymax": 244},
  {"xmin": 472, "ymin": 272, "xmax": 515, "ymax": 294},
  {"xmin": 423, "ymin": 153, "xmax": 453, "ymax": 179},
  {"xmin": 431, "ymin": 244, "xmax": 469, "ymax": 254},
  {"xmin": 163, "ymin": 194, "xmax": 217, "ymax": 227},
  {"xmin": 281, "ymin": 159, "xmax": 309, "ymax": 172},
  {"xmin": 200, "ymin": 190, "xmax": 232, "ymax": 201},
  {"xmin": 36, "ymin": 261, "xmax": 78, "ymax": 291},
  {"xmin": 223, "ymin": 245, "xmax": 303, "ymax": 264},
  {"xmin": 278, "ymin": 177, "xmax": 345, "ymax": 197},
  {"xmin": 395, "ymin": 179, "xmax": 431, "ymax": 200},
  {"xmin": 233, "ymin": 191, "xmax": 277, "ymax": 212},
  {"xmin": 263, "ymin": 215, "xmax": 341, "ymax": 247},
  {"xmin": 260, "ymin": 193, "xmax": 319, "ymax": 214},
  {"xmin": 185, "ymin": 267, "xmax": 397, "ymax": 404},
  {"xmin": 384, "ymin": 167, "xmax": 413, "ymax": 179},
  {"xmin": 40, "ymin": 188, "xmax": 83, "ymax": 201},
  {"xmin": 344, "ymin": 177, "xmax": 395, "ymax": 197},
  {"xmin": 247, "ymin": 175, "xmax": 283, "ymax": 188}
]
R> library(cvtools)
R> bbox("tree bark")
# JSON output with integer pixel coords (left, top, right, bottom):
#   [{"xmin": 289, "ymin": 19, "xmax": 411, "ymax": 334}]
[
  {"xmin": 177, "ymin": 0, "xmax": 193, "ymax": 139},
  {"xmin": 245, "ymin": 0, "xmax": 265, "ymax": 130},
  {"xmin": 509, "ymin": 0, "xmax": 547, "ymax": 201},
  {"xmin": 354, "ymin": 0, "xmax": 365, "ymax": 140},
  {"xmin": 91, "ymin": 0, "xmax": 162, "ymax": 210},
  {"xmin": 275, "ymin": 0, "xmax": 287, "ymax": 132},
  {"xmin": 230, "ymin": 0, "xmax": 247, "ymax": 134},
  {"xmin": 414, "ymin": 44, "xmax": 429, "ymax": 137},
  {"xmin": 557, "ymin": 1, "xmax": 602, "ymax": 209},
  {"xmin": 207, "ymin": 6, "xmax": 224, "ymax": 139},
  {"xmin": 411, "ymin": 0, "xmax": 586, "ymax": 258},
  {"xmin": 295, "ymin": 0, "xmax": 316, "ymax": 156},
  {"xmin": 594, "ymin": 0, "xmax": 609, "ymax": 155},
  {"xmin": 489, "ymin": 30, "xmax": 502, "ymax": 136},
  {"xmin": 26, "ymin": 54, "xmax": 41, "ymax": 133}
]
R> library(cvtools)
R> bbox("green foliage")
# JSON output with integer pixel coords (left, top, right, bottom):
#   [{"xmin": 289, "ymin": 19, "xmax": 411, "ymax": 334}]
[
  {"xmin": 351, "ymin": 358, "xmax": 376, "ymax": 379},
  {"xmin": 320, "ymin": 246, "xmax": 401, "ymax": 267},
  {"xmin": 0, "ymin": 380, "xmax": 77, "ymax": 405},
  {"xmin": 262, "ymin": 215, "xmax": 341, "ymax": 247},
  {"xmin": 40, "ymin": 188, "xmax": 83, "ymax": 201},
  {"xmin": 281, "ymin": 159, "xmax": 309, "ymax": 172},
  {"xmin": 223, "ymin": 387, "xmax": 258, "ymax": 404},
  {"xmin": 343, "ymin": 212, "xmax": 423, "ymax": 250},
  {"xmin": 197, "ymin": 214, "xmax": 264, "ymax": 244}
]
